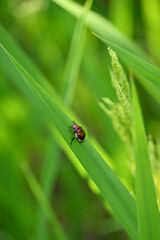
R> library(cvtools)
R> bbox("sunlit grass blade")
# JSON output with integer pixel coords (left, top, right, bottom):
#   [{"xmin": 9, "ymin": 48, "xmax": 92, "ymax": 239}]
[
  {"xmin": 52, "ymin": 0, "xmax": 149, "ymax": 61},
  {"xmin": 62, "ymin": 0, "xmax": 93, "ymax": 107},
  {"xmin": 131, "ymin": 79, "xmax": 160, "ymax": 240},
  {"xmin": 21, "ymin": 161, "xmax": 68, "ymax": 240},
  {"xmin": 62, "ymin": 19, "xmax": 86, "ymax": 106},
  {"xmin": 0, "ymin": 44, "xmax": 138, "ymax": 240},
  {"xmin": 94, "ymin": 35, "xmax": 160, "ymax": 105}
]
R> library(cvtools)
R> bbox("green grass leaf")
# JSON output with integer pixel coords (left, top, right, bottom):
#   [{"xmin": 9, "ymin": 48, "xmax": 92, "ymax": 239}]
[
  {"xmin": 62, "ymin": 0, "xmax": 93, "ymax": 107},
  {"xmin": 131, "ymin": 79, "xmax": 160, "ymax": 240},
  {"xmin": 0, "ymin": 43, "xmax": 138, "ymax": 240},
  {"xmin": 94, "ymin": 35, "xmax": 160, "ymax": 105},
  {"xmin": 36, "ymin": 137, "xmax": 60, "ymax": 240}
]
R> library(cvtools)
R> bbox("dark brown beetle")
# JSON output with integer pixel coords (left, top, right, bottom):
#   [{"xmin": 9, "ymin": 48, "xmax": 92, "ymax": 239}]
[{"xmin": 69, "ymin": 121, "xmax": 86, "ymax": 144}]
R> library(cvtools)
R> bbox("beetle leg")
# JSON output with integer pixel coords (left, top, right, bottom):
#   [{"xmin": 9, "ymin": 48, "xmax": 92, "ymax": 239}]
[
  {"xmin": 71, "ymin": 136, "xmax": 75, "ymax": 145},
  {"xmin": 77, "ymin": 139, "xmax": 86, "ymax": 143}
]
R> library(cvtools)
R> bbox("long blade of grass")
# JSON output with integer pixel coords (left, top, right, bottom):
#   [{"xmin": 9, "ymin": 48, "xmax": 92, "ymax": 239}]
[
  {"xmin": 37, "ymin": 1, "xmax": 93, "ymax": 237},
  {"xmin": 0, "ymin": 23, "xmax": 88, "ymax": 177},
  {"xmin": 131, "ymin": 79, "xmax": 160, "ymax": 240},
  {"xmin": 52, "ymin": 0, "xmax": 149, "ymax": 61},
  {"xmin": 94, "ymin": 35, "xmax": 160, "ymax": 104},
  {"xmin": 0, "ymin": 44, "xmax": 138, "ymax": 240},
  {"xmin": 0, "ymin": 23, "xmax": 115, "ymax": 229},
  {"xmin": 21, "ymin": 161, "xmax": 68, "ymax": 240},
  {"xmin": 0, "ymin": 23, "xmax": 113, "ymax": 196},
  {"xmin": 62, "ymin": 0, "xmax": 93, "ymax": 107},
  {"xmin": 36, "ymin": 137, "xmax": 60, "ymax": 240}
]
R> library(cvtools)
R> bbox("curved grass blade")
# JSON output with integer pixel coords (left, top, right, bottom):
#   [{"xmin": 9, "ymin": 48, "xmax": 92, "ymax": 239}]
[
  {"xmin": 95, "ymin": 35, "xmax": 160, "ymax": 105},
  {"xmin": 131, "ymin": 79, "xmax": 160, "ymax": 240},
  {"xmin": 0, "ymin": 44, "xmax": 138, "ymax": 240}
]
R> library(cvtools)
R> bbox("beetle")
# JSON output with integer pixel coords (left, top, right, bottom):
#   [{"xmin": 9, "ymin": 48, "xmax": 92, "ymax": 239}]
[{"xmin": 69, "ymin": 121, "xmax": 86, "ymax": 144}]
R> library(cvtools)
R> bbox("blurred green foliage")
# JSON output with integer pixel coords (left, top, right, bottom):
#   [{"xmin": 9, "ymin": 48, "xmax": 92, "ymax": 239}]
[{"xmin": 0, "ymin": 0, "xmax": 160, "ymax": 239}]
